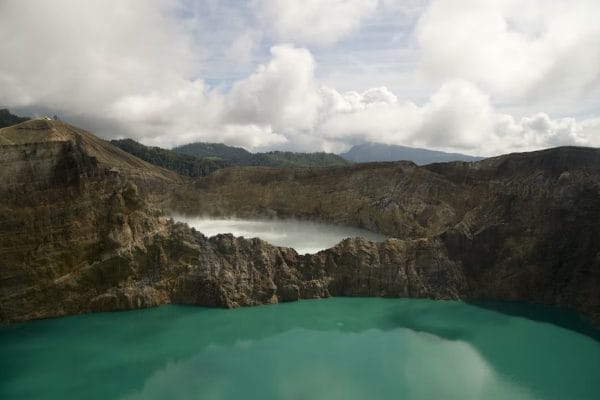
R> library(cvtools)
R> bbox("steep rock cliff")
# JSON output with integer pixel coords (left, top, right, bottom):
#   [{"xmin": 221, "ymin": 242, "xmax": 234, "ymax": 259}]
[
  {"xmin": 0, "ymin": 120, "xmax": 598, "ymax": 328},
  {"xmin": 172, "ymin": 146, "xmax": 600, "ymax": 325}
]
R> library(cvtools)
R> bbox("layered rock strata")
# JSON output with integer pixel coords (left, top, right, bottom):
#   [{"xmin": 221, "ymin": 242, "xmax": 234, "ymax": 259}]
[{"xmin": 0, "ymin": 120, "xmax": 598, "ymax": 328}]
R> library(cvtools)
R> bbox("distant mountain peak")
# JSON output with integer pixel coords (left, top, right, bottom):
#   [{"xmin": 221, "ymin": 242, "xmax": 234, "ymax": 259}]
[{"xmin": 339, "ymin": 142, "xmax": 482, "ymax": 165}]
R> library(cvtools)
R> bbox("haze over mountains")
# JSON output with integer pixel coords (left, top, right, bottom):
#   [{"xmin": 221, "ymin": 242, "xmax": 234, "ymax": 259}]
[
  {"xmin": 341, "ymin": 142, "xmax": 483, "ymax": 165},
  {"xmin": 173, "ymin": 141, "xmax": 483, "ymax": 166},
  {"xmin": 1, "ymin": 108, "xmax": 483, "ymax": 175},
  {"xmin": 113, "ymin": 138, "xmax": 481, "ymax": 176},
  {"xmin": 2, "ymin": 1, "xmax": 599, "ymax": 155}
]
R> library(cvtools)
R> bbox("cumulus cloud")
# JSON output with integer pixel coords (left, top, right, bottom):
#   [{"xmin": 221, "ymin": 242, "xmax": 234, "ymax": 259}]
[
  {"xmin": 0, "ymin": 0, "xmax": 196, "ymax": 110},
  {"xmin": 416, "ymin": 0, "xmax": 600, "ymax": 102},
  {"xmin": 317, "ymin": 80, "xmax": 598, "ymax": 155},
  {"xmin": 222, "ymin": 50, "xmax": 599, "ymax": 155},
  {"xmin": 226, "ymin": 30, "xmax": 262, "ymax": 65},
  {"xmin": 0, "ymin": 0, "xmax": 220, "ymax": 147},
  {"xmin": 253, "ymin": 0, "xmax": 378, "ymax": 45},
  {"xmin": 496, "ymin": 112, "xmax": 596, "ymax": 150},
  {"xmin": 0, "ymin": 0, "xmax": 598, "ymax": 155},
  {"xmin": 0, "ymin": 0, "xmax": 286, "ymax": 149},
  {"xmin": 226, "ymin": 45, "xmax": 321, "ymax": 131}
]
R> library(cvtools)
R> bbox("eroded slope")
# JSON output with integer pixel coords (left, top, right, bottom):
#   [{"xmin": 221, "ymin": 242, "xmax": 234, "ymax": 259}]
[{"xmin": 0, "ymin": 120, "xmax": 598, "ymax": 327}]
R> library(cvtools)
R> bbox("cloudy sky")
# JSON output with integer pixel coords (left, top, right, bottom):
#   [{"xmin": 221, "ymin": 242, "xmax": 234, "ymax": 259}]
[{"xmin": 1, "ymin": 0, "xmax": 599, "ymax": 156}]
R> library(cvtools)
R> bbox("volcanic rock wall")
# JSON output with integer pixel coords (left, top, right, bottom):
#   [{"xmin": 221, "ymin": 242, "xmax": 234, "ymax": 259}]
[{"xmin": 1, "ymin": 120, "xmax": 599, "ymax": 327}]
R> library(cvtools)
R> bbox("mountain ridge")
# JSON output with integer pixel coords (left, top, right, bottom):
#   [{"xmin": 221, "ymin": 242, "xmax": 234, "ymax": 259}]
[
  {"xmin": 173, "ymin": 141, "xmax": 350, "ymax": 168},
  {"xmin": 340, "ymin": 142, "xmax": 483, "ymax": 164},
  {"xmin": 0, "ymin": 119, "xmax": 183, "ymax": 184},
  {"xmin": 111, "ymin": 138, "xmax": 350, "ymax": 177}
]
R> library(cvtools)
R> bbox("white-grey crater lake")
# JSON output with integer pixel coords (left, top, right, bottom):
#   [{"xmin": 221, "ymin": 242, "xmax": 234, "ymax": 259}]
[{"xmin": 174, "ymin": 217, "xmax": 386, "ymax": 254}]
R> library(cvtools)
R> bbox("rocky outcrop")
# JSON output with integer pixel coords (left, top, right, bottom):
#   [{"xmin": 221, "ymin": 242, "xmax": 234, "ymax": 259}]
[
  {"xmin": 168, "ymin": 232, "xmax": 467, "ymax": 309},
  {"xmin": 0, "ymin": 120, "xmax": 178, "ymax": 322},
  {"xmin": 167, "ymin": 147, "xmax": 600, "ymax": 326},
  {"xmin": 0, "ymin": 120, "xmax": 599, "ymax": 328}
]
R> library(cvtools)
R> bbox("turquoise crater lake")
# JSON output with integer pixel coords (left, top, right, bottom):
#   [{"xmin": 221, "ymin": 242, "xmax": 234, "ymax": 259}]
[{"xmin": 1, "ymin": 298, "xmax": 599, "ymax": 400}]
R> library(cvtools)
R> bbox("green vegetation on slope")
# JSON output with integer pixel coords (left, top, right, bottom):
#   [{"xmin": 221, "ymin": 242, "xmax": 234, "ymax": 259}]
[
  {"xmin": 111, "ymin": 139, "xmax": 228, "ymax": 177},
  {"xmin": 174, "ymin": 142, "xmax": 350, "ymax": 168},
  {"xmin": 112, "ymin": 139, "xmax": 350, "ymax": 177},
  {"xmin": 0, "ymin": 109, "xmax": 29, "ymax": 128},
  {"xmin": 255, "ymin": 151, "xmax": 350, "ymax": 167},
  {"xmin": 174, "ymin": 142, "xmax": 253, "ymax": 164}
]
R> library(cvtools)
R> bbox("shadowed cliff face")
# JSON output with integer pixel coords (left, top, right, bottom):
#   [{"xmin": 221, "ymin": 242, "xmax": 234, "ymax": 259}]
[{"xmin": 0, "ymin": 120, "xmax": 599, "ymax": 328}]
